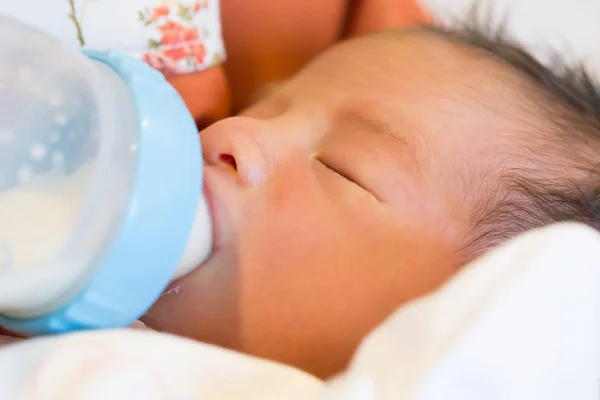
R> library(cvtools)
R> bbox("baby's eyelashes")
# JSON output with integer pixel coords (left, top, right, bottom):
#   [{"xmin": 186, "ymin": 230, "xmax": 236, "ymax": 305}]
[
  {"xmin": 316, "ymin": 156, "xmax": 361, "ymax": 188},
  {"xmin": 314, "ymin": 155, "xmax": 386, "ymax": 205}
]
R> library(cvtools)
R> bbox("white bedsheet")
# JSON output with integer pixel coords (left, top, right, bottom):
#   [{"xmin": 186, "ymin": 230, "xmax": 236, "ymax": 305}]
[{"xmin": 0, "ymin": 222, "xmax": 599, "ymax": 399}]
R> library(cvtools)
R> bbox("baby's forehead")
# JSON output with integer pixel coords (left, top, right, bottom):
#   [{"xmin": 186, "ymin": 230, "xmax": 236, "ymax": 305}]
[
  {"xmin": 318, "ymin": 32, "xmax": 532, "ymax": 133},
  {"xmin": 296, "ymin": 29, "xmax": 535, "ymax": 116}
]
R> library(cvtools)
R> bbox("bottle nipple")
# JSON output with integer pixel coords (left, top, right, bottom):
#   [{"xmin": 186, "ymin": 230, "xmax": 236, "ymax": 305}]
[{"xmin": 173, "ymin": 194, "xmax": 213, "ymax": 279}]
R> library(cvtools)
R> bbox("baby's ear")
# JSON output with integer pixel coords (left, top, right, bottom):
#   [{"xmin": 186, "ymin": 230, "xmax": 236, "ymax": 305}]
[{"xmin": 343, "ymin": 0, "xmax": 431, "ymax": 38}]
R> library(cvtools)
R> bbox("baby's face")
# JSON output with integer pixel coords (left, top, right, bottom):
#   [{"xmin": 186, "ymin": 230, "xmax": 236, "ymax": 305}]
[{"xmin": 144, "ymin": 32, "xmax": 522, "ymax": 377}]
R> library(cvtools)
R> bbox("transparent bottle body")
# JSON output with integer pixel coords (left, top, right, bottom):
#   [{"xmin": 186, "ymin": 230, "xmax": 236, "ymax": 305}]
[{"xmin": 0, "ymin": 16, "xmax": 138, "ymax": 317}]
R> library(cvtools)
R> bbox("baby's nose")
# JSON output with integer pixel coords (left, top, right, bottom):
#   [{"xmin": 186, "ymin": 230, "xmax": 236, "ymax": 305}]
[{"xmin": 200, "ymin": 117, "xmax": 274, "ymax": 187}]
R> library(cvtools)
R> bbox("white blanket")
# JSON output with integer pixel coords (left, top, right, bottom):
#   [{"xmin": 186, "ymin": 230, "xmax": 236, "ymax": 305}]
[{"xmin": 1, "ymin": 222, "xmax": 599, "ymax": 399}]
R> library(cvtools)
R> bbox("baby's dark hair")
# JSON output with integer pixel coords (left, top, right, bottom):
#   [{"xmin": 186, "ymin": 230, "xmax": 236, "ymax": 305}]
[{"xmin": 424, "ymin": 22, "xmax": 600, "ymax": 256}]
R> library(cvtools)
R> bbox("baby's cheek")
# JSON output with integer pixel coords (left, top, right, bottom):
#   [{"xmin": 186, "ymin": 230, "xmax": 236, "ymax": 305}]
[
  {"xmin": 240, "ymin": 194, "xmax": 334, "ymax": 280},
  {"xmin": 241, "ymin": 166, "xmax": 341, "ymax": 269}
]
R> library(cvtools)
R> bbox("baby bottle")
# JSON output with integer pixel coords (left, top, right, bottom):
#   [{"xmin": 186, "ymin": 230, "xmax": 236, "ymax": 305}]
[{"xmin": 0, "ymin": 16, "xmax": 212, "ymax": 335}]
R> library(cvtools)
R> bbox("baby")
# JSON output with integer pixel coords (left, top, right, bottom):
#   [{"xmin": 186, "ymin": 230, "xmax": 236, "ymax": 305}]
[
  {"xmin": 136, "ymin": 25, "xmax": 600, "ymax": 378},
  {"xmin": 137, "ymin": 25, "xmax": 600, "ymax": 378}
]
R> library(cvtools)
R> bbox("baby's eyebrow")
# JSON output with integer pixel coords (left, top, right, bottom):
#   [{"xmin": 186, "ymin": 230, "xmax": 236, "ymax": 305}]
[{"xmin": 339, "ymin": 107, "xmax": 413, "ymax": 151}]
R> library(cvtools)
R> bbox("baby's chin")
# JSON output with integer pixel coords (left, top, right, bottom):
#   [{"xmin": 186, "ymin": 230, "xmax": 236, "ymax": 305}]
[
  {"xmin": 141, "ymin": 250, "xmax": 247, "ymax": 350},
  {"xmin": 140, "ymin": 282, "xmax": 186, "ymax": 333},
  {"xmin": 141, "ymin": 242, "xmax": 222, "ymax": 333}
]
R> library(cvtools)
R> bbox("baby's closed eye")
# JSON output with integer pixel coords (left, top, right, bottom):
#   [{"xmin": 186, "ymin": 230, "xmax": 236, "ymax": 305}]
[{"xmin": 316, "ymin": 156, "xmax": 357, "ymax": 184}]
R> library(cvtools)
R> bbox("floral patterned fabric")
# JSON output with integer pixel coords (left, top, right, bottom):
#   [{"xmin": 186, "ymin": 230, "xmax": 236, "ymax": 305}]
[{"xmin": 1, "ymin": 0, "xmax": 225, "ymax": 76}]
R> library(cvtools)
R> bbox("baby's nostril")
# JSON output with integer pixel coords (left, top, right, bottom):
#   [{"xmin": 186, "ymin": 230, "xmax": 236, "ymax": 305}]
[{"xmin": 219, "ymin": 154, "xmax": 237, "ymax": 170}]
